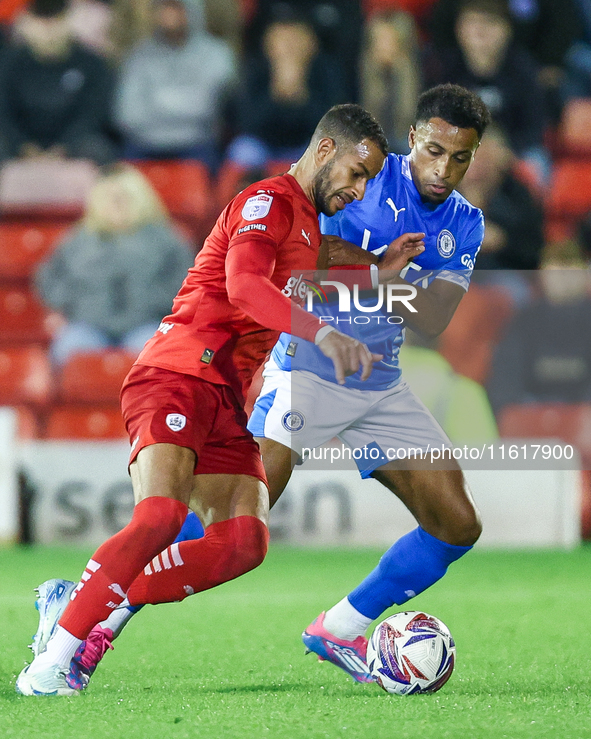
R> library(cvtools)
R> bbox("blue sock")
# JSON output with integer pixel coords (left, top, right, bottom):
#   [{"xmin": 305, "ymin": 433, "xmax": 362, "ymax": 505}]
[
  {"xmin": 348, "ymin": 527, "xmax": 472, "ymax": 620},
  {"xmin": 173, "ymin": 511, "xmax": 205, "ymax": 542},
  {"xmin": 126, "ymin": 512, "xmax": 205, "ymax": 614}
]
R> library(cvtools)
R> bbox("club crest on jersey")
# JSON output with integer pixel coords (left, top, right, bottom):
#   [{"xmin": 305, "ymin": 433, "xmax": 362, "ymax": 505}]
[
  {"xmin": 437, "ymin": 229, "xmax": 456, "ymax": 258},
  {"xmin": 166, "ymin": 413, "xmax": 187, "ymax": 432},
  {"xmin": 241, "ymin": 193, "xmax": 273, "ymax": 221},
  {"xmin": 282, "ymin": 410, "xmax": 305, "ymax": 432}
]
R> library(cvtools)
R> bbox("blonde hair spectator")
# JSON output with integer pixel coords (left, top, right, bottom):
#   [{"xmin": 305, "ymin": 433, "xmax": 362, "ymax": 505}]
[{"xmin": 83, "ymin": 164, "xmax": 167, "ymax": 233}]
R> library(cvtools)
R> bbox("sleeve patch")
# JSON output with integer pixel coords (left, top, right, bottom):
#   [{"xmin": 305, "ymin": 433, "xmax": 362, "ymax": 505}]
[
  {"xmin": 237, "ymin": 223, "xmax": 268, "ymax": 234},
  {"xmin": 241, "ymin": 194, "xmax": 274, "ymax": 221}
]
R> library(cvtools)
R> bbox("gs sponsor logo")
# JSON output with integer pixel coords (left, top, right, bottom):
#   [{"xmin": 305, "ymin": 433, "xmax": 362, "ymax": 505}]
[{"xmin": 461, "ymin": 253, "xmax": 475, "ymax": 270}]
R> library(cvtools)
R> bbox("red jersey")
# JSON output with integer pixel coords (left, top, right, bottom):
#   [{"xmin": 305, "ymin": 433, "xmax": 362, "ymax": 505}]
[{"xmin": 136, "ymin": 173, "xmax": 322, "ymax": 399}]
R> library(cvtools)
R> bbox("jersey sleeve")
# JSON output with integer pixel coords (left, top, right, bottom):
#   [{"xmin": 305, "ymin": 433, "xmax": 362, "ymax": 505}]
[
  {"xmin": 226, "ymin": 188, "xmax": 294, "ymax": 250},
  {"xmin": 225, "ymin": 191, "xmax": 324, "ymax": 342},
  {"xmin": 436, "ymin": 208, "xmax": 484, "ymax": 291}
]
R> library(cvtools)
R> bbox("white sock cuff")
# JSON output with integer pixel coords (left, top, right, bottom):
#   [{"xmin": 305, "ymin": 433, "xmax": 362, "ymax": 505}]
[
  {"xmin": 38, "ymin": 625, "xmax": 83, "ymax": 670},
  {"xmin": 323, "ymin": 596, "xmax": 374, "ymax": 641}
]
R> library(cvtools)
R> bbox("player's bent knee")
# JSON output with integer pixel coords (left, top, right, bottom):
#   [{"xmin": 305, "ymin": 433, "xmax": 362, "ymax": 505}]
[
  {"xmin": 448, "ymin": 508, "xmax": 482, "ymax": 547},
  {"xmin": 210, "ymin": 516, "xmax": 269, "ymax": 583},
  {"xmin": 230, "ymin": 516, "xmax": 269, "ymax": 575}
]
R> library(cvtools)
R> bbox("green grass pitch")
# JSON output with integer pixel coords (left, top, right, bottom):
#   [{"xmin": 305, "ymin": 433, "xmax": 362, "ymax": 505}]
[{"xmin": 1, "ymin": 545, "xmax": 591, "ymax": 739}]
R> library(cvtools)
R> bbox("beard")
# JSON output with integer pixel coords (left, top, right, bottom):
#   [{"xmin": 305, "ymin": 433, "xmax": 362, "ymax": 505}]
[{"xmin": 311, "ymin": 158, "xmax": 337, "ymax": 215}]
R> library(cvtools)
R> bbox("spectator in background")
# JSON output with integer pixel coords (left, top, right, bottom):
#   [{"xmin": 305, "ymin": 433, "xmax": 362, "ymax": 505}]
[
  {"xmin": 425, "ymin": 0, "xmax": 549, "ymax": 178},
  {"xmin": 114, "ymin": 0, "xmax": 236, "ymax": 169},
  {"xmin": 458, "ymin": 124, "xmax": 544, "ymax": 271},
  {"xmin": 245, "ymin": 0, "xmax": 363, "ymax": 101},
  {"xmin": 0, "ymin": 0, "xmax": 116, "ymax": 165},
  {"xmin": 227, "ymin": 11, "xmax": 346, "ymax": 169},
  {"xmin": 108, "ymin": 0, "xmax": 242, "ymax": 63},
  {"xmin": 563, "ymin": 0, "xmax": 591, "ymax": 99},
  {"xmin": 487, "ymin": 248, "xmax": 591, "ymax": 414},
  {"xmin": 35, "ymin": 164, "xmax": 194, "ymax": 366},
  {"xmin": 360, "ymin": 10, "xmax": 421, "ymax": 154},
  {"xmin": 429, "ymin": 0, "xmax": 579, "ymax": 119},
  {"xmin": 68, "ymin": 0, "xmax": 113, "ymax": 56},
  {"xmin": 108, "ymin": 0, "xmax": 154, "ymax": 61}
]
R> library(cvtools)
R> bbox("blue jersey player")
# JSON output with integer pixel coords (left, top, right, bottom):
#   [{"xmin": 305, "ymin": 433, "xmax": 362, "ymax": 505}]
[
  {"xmin": 249, "ymin": 83, "xmax": 490, "ymax": 683},
  {"xmin": 28, "ymin": 85, "xmax": 491, "ymax": 689}
]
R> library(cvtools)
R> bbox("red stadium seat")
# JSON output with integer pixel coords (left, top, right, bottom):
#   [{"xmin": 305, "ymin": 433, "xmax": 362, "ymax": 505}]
[
  {"xmin": 0, "ymin": 222, "xmax": 69, "ymax": 282},
  {"xmin": 544, "ymin": 217, "xmax": 574, "ymax": 243},
  {"xmin": 216, "ymin": 161, "xmax": 249, "ymax": 213},
  {"xmin": 557, "ymin": 99, "xmax": 591, "ymax": 157},
  {"xmin": 438, "ymin": 284, "xmax": 514, "ymax": 384},
  {"xmin": 0, "ymin": 287, "xmax": 54, "ymax": 344},
  {"xmin": 58, "ymin": 350, "xmax": 136, "ymax": 403},
  {"xmin": 0, "ymin": 346, "xmax": 52, "ymax": 406},
  {"xmin": 498, "ymin": 403, "xmax": 591, "ymax": 467},
  {"xmin": 45, "ymin": 405, "xmax": 127, "ymax": 439},
  {"xmin": 133, "ymin": 160, "xmax": 212, "ymax": 224},
  {"xmin": 0, "ymin": 159, "xmax": 97, "ymax": 219},
  {"xmin": 363, "ymin": 0, "xmax": 437, "ymax": 23},
  {"xmin": 546, "ymin": 160, "xmax": 591, "ymax": 220},
  {"xmin": 14, "ymin": 405, "xmax": 41, "ymax": 439}
]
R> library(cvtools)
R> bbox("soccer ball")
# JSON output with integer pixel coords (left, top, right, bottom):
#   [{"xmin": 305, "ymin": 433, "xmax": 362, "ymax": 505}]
[{"xmin": 366, "ymin": 611, "xmax": 456, "ymax": 695}]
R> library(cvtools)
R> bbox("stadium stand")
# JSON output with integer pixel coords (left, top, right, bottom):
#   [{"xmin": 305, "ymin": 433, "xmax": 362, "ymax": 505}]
[
  {"xmin": 498, "ymin": 403, "xmax": 591, "ymax": 467},
  {"xmin": 0, "ymin": 286, "xmax": 54, "ymax": 345},
  {"xmin": 133, "ymin": 160, "xmax": 213, "ymax": 240},
  {"xmin": 498, "ymin": 403, "xmax": 591, "ymax": 539},
  {"xmin": 44, "ymin": 406, "xmax": 127, "ymax": 440},
  {"xmin": 437, "ymin": 283, "xmax": 514, "ymax": 385},
  {"xmin": 556, "ymin": 98, "xmax": 591, "ymax": 157},
  {"xmin": 0, "ymin": 159, "xmax": 98, "ymax": 219},
  {"xmin": 0, "ymin": 346, "xmax": 52, "ymax": 407},
  {"xmin": 0, "ymin": 222, "xmax": 68, "ymax": 283},
  {"xmin": 57, "ymin": 350, "xmax": 135, "ymax": 404},
  {"xmin": 546, "ymin": 160, "xmax": 591, "ymax": 221}
]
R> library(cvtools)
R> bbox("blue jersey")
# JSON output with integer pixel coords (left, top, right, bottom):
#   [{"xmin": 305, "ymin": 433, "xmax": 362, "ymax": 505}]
[{"xmin": 271, "ymin": 154, "xmax": 484, "ymax": 390}]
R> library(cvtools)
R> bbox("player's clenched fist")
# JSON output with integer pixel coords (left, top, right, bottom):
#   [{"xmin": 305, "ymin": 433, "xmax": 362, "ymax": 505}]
[{"xmin": 317, "ymin": 329, "xmax": 383, "ymax": 384}]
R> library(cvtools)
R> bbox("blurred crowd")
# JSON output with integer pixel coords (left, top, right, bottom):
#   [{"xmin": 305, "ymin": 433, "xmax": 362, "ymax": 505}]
[
  {"xmin": 1, "ymin": 0, "xmax": 591, "ymax": 467},
  {"xmin": 0, "ymin": 0, "xmax": 587, "ymax": 177}
]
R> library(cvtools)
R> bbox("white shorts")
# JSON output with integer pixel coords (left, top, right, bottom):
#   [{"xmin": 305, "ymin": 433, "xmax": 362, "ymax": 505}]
[{"xmin": 248, "ymin": 357, "xmax": 451, "ymax": 478}]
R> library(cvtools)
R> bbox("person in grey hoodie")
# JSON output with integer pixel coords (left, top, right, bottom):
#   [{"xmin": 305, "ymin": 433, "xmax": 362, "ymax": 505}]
[
  {"xmin": 36, "ymin": 163, "xmax": 194, "ymax": 365},
  {"xmin": 114, "ymin": 0, "xmax": 236, "ymax": 169}
]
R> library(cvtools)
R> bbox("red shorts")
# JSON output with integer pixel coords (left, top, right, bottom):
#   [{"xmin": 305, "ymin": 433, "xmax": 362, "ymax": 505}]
[{"xmin": 121, "ymin": 364, "xmax": 267, "ymax": 484}]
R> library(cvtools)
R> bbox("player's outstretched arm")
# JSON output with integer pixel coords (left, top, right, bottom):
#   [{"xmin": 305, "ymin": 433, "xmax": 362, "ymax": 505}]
[
  {"xmin": 324, "ymin": 233, "xmax": 425, "ymax": 269},
  {"xmin": 226, "ymin": 239, "xmax": 381, "ymax": 381}
]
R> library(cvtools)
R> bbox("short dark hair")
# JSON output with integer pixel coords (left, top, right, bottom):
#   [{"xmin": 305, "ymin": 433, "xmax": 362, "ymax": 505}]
[
  {"xmin": 30, "ymin": 0, "xmax": 69, "ymax": 17},
  {"xmin": 458, "ymin": 0, "xmax": 512, "ymax": 24},
  {"xmin": 415, "ymin": 84, "xmax": 491, "ymax": 140},
  {"xmin": 312, "ymin": 104, "xmax": 389, "ymax": 157}
]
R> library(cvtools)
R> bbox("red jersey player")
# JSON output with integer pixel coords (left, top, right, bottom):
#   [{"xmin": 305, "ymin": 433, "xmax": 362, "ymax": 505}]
[{"xmin": 17, "ymin": 104, "xmax": 388, "ymax": 696}]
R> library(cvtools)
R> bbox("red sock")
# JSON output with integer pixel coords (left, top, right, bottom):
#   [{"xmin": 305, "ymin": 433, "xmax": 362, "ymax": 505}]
[
  {"xmin": 127, "ymin": 516, "xmax": 269, "ymax": 606},
  {"xmin": 59, "ymin": 496, "xmax": 187, "ymax": 639}
]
